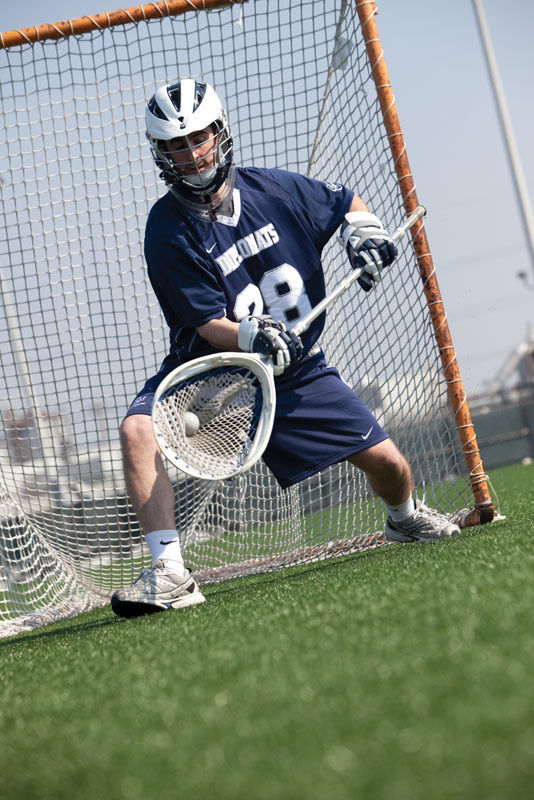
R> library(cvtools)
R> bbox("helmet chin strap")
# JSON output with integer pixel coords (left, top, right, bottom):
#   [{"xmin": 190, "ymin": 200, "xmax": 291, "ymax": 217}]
[
  {"xmin": 168, "ymin": 165, "xmax": 235, "ymax": 220},
  {"xmin": 183, "ymin": 165, "xmax": 218, "ymax": 190}
]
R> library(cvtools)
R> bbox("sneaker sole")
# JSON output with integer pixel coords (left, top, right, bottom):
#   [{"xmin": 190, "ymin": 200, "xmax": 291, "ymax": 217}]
[
  {"xmin": 384, "ymin": 525, "xmax": 456, "ymax": 543},
  {"xmin": 111, "ymin": 591, "xmax": 205, "ymax": 618}
]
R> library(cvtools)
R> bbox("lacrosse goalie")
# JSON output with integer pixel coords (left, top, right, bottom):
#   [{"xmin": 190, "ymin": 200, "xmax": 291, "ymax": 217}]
[{"xmin": 111, "ymin": 78, "xmax": 459, "ymax": 618}]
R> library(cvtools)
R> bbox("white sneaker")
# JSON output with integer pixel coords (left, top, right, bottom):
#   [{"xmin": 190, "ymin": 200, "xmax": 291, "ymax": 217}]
[
  {"xmin": 111, "ymin": 560, "xmax": 206, "ymax": 618},
  {"xmin": 384, "ymin": 500, "xmax": 460, "ymax": 543}
]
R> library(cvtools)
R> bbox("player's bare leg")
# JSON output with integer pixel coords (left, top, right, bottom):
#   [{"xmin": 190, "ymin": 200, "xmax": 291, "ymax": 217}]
[
  {"xmin": 120, "ymin": 413, "xmax": 176, "ymax": 534},
  {"xmin": 347, "ymin": 438, "xmax": 412, "ymax": 505},
  {"xmin": 347, "ymin": 439, "xmax": 460, "ymax": 542}
]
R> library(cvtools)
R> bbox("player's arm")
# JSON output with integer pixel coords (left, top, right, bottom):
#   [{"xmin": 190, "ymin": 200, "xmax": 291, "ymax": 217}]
[
  {"xmin": 197, "ymin": 315, "xmax": 303, "ymax": 377},
  {"xmin": 340, "ymin": 194, "xmax": 398, "ymax": 291},
  {"xmin": 197, "ymin": 316, "xmax": 239, "ymax": 350},
  {"xmin": 348, "ymin": 195, "xmax": 369, "ymax": 213}
]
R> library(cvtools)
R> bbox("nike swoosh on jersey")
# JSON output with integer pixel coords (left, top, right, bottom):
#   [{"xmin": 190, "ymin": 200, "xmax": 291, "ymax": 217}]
[
  {"xmin": 361, "ymin": 426, "xmax": 374, "ymax": 440},
  {"xmin": 205, "ymin": 243, "xmax": 216, "ymax": 254},
  {"xmin": 160, "ymin": 539, "xmax": 177, "ymax": 545}
]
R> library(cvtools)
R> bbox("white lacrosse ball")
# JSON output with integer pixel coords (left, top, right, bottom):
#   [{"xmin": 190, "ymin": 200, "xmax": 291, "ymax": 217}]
[{"xmin": 183, "ymin": 411, "xmax": 200, "ymax": 437}]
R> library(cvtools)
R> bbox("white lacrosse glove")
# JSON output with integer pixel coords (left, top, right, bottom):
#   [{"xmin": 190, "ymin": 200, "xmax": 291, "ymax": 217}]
[
  {"xmin": 238, "ymin": 315, "xmax": 303, "ymax": 376},
  {"xmin": 340, "ymin": 211, "xmax": 397, "ymax": 292}
]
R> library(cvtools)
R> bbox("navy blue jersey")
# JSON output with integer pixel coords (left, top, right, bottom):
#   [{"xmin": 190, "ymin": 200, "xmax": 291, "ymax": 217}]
[{"xmin": 144, "ymin": 166, "xmax": 353, "ymax": 364}]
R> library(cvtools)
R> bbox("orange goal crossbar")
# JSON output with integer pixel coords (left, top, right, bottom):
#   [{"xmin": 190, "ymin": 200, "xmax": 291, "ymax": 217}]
[
  {"xmin": 356, "ymin": 0, "xmax": 494, "ymax": 524},
  {"xmin": 0, "ymin": 0, "xmax": 245, "ymax": 49}
]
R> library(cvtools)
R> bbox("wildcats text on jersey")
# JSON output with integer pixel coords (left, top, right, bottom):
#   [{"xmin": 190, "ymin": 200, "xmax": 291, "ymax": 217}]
[{"xmin": 215, "ymin": 222, "xmax": 279, "ymax": 276}]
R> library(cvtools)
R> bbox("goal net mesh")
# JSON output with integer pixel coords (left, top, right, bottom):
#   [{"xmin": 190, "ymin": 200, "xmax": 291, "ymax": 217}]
[{"xmin": 0, "ymin": 0, "xmax": 472, "ymax": 636}]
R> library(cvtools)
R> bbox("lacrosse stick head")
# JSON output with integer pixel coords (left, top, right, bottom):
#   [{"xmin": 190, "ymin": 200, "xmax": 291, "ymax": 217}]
[{"xmin": 152, "ymin": 352, "xmax": 276, "ymax": 480}]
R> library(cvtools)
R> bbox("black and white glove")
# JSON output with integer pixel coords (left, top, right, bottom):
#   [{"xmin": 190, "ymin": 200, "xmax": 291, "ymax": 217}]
[
  {"xmin": 340, "ymin": 211, "xmax": 397, "ymax": 292},
  {"xmin": 238, "ymin": 315, "xmax": 303, "ymax": 376}
]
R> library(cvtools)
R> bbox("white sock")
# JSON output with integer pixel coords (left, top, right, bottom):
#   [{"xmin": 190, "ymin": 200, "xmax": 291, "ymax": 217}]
[
  {"xmin": 145, "ymin": 530, "xmax": 187, "ymax": 577},
  {"xmin": 384, "ymin": 496, "xmax": 416, "ymax": 522}
]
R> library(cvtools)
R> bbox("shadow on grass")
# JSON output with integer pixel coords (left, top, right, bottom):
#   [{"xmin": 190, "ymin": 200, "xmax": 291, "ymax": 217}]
[
  {"xmin": 0, "ymin": 546, "xmax": 385, "ymax": 649},
  {"xmin": 0, "ymin": 613, "xmax": 127, "ymax": 650},
  {"xmin": 2, "ymin": 519, "xmax": 505, "ymax": 650}
]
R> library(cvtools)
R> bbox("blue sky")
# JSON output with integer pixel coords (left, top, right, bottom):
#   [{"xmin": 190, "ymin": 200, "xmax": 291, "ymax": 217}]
[{"xmin": 1, "ymin": 0, "xmax": 533, "ymax": 396}]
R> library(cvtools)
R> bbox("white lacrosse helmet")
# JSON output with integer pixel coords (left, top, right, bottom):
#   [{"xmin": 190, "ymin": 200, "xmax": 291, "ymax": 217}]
[{"xmin": 145, "ymin": 78, "xmax": 234, "ymax": 213}]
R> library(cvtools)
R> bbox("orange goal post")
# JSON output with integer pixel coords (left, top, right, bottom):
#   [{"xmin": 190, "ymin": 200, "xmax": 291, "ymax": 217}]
[{"xmin": 0, "ymin": 0, "xmax": 494, "ymax": 637}]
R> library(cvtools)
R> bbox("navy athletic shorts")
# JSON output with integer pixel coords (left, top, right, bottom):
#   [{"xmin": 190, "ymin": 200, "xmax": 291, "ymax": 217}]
[{"xmin": 125, "ymin": 351, "xmax": 388, "ymax": 489}]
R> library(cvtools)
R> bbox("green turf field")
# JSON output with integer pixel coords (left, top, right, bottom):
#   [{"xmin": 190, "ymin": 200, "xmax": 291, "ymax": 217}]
[{"xmin": 1, "ymin": 462, "xmax": 532, "ymax": 800}]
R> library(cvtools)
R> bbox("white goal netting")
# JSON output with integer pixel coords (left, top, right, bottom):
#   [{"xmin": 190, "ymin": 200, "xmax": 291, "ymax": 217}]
[{"xmin": 0, "ymin": 0, "xmax": 476, "ymax": 636}]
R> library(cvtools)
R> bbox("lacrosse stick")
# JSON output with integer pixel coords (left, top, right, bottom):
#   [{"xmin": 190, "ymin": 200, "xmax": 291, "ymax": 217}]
[{"xmin": 152, "ymin": 204, "xmax": 426, "ymax": 480}]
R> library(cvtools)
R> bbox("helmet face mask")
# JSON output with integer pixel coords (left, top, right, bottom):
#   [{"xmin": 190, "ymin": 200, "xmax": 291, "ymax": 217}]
[{"xmin": 145, "ymin": 79, "xmax": 234, "ymax": 215}]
